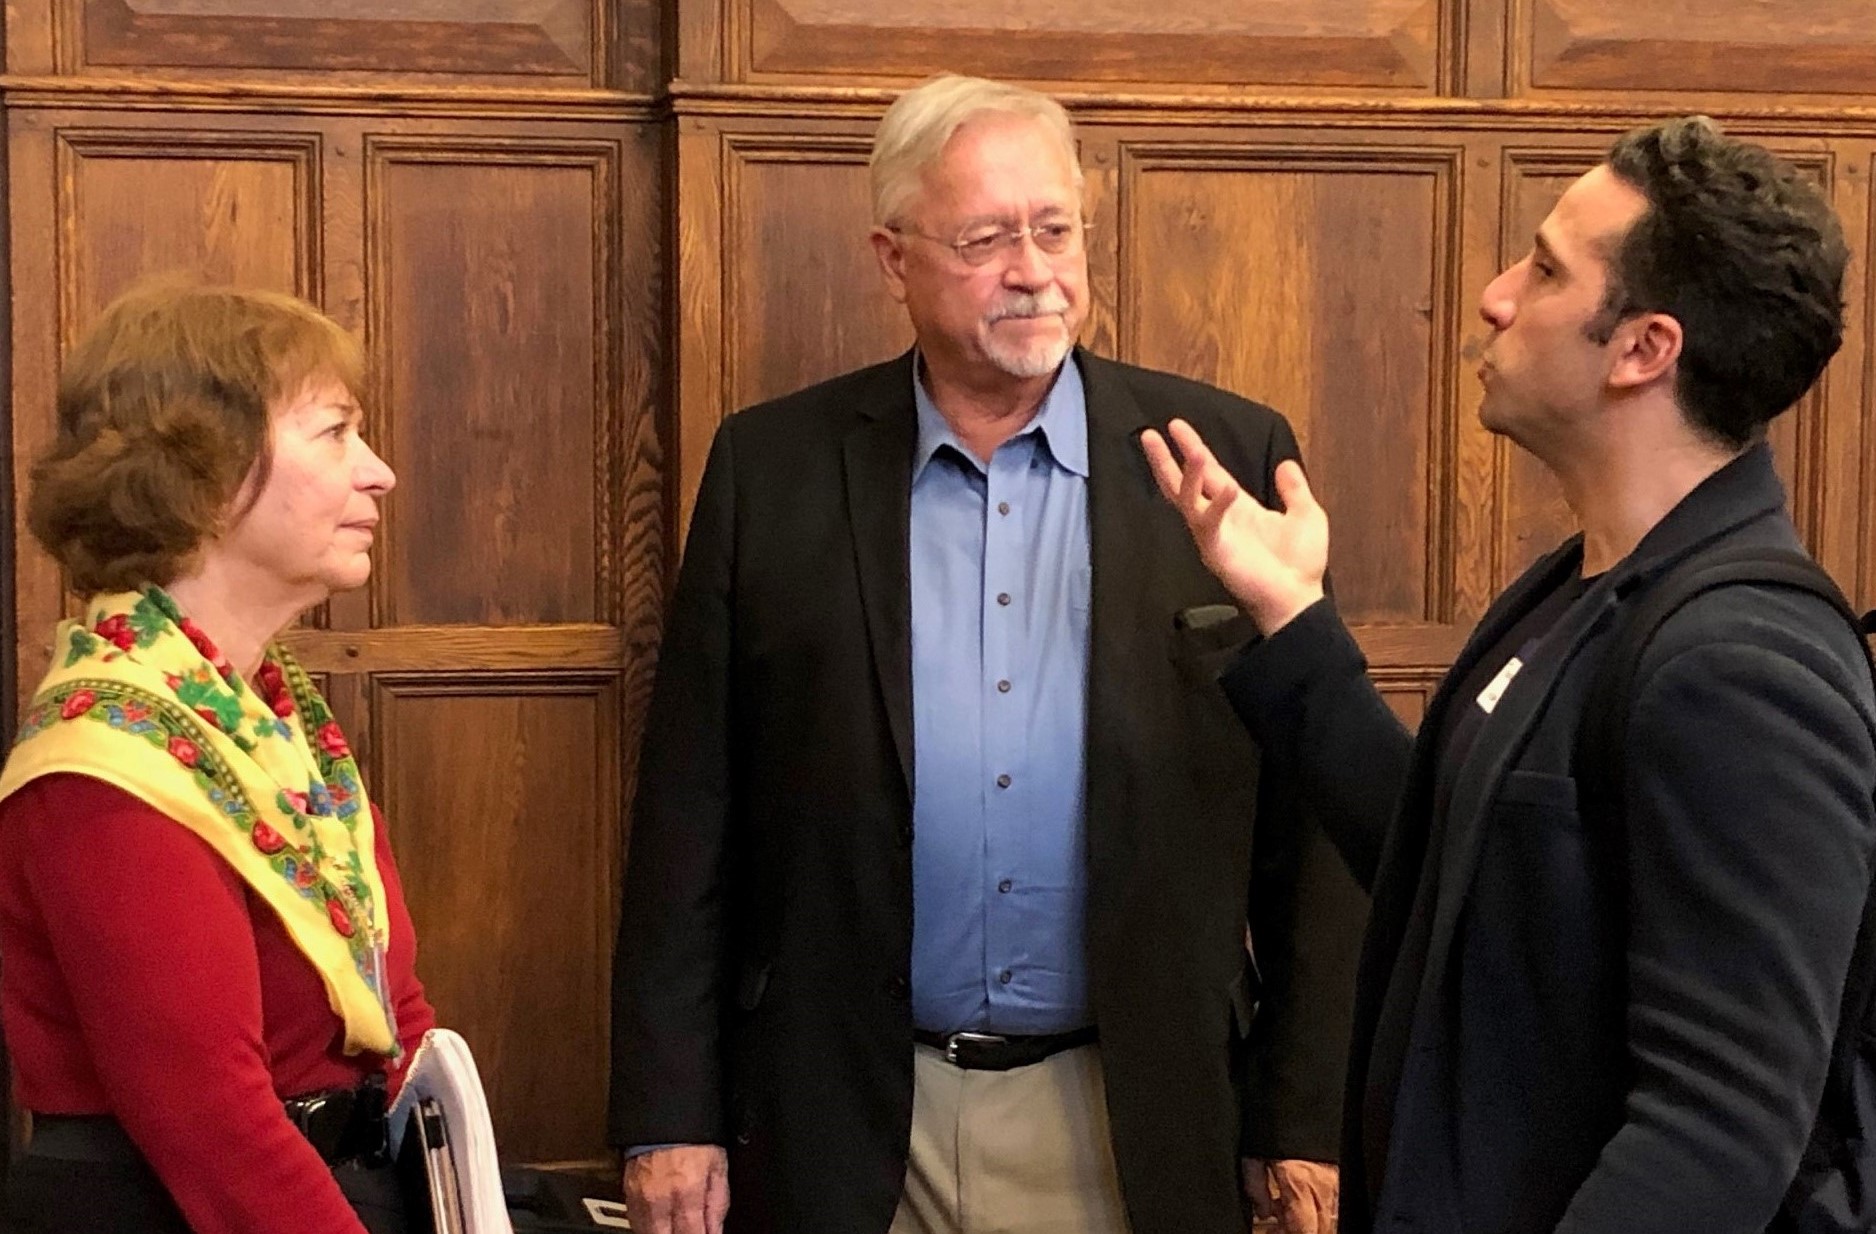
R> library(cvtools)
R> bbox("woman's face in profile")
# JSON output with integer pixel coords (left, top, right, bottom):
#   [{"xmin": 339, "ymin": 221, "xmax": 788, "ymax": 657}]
[{"xmin": 211, "ymin": 379, "xmax": 396, "ymax": 607}]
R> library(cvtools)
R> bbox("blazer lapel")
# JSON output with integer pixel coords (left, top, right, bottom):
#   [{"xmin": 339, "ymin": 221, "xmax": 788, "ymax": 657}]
[
  {"xmin": 1393, "ymin": 537, "xmax": 1585, "ymax": 813},
  {"xmin": 1415, "ymin": 445, "xmax": 1790, "ymax": 987},
  {"xmin": 1421, "ymin": 569, "xmax": 1619, "ymax": 978},
  {"xmin": 843, "ymin": 352, "xmax": 919, "ymax": 798}
]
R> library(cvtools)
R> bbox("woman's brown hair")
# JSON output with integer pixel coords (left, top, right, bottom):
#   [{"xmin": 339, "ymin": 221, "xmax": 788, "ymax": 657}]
[{"xmin": 28, "ymin": 281, "xmax": 366, "ymax": 595}]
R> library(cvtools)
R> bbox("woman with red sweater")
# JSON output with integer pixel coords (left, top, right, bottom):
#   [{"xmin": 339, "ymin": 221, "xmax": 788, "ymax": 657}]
[{"xmin": 0, "ymin": 282, "xmax": 437, "ymax": 1233}]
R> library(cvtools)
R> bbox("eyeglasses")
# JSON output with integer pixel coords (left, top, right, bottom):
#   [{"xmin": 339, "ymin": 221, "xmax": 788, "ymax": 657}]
[{"xmin": 890, "ymin": 218, "xmax": 1093, "ymax": 268}]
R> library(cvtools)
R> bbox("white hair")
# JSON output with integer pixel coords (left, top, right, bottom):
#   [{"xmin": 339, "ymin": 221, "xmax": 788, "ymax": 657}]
[{"xmin": 869, "ymin": 74, "xmax": 1082, "ymax": 227}]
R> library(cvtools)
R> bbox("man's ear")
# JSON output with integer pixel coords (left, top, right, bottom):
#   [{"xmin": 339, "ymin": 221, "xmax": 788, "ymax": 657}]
[
  {"xmin": 1607, "ymin": 310, "xmax": 1683, "ymax": 394},
  {"xmin": 1605, "ymin": 307, "xmax": 1680, "ymax": 390},
  {"xmin": 870, "ymin": 227, "xmax": 909, "ymax": 305}
]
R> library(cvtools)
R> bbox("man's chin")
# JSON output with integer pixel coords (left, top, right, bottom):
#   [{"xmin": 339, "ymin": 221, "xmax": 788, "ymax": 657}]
[{"xmin": 984, "ymin": 333, "xmax": 1071, "ymax": 380}]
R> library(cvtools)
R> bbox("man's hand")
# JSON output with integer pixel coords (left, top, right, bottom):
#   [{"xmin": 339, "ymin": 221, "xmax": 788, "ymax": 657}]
[
  {"xmin": 1140, "ymin": 419, "xmax": 1328, "ymax": 636},
  {"xmin": 622, "ymin": 1144, "xmax": 729, "ymax": 1234},
  {"xmin": 1243, "ymin": 1157, "xmax": 1339, "ymax": 1234}
]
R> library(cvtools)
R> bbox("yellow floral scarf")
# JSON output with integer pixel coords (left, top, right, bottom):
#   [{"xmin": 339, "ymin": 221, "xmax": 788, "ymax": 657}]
[{"xmin": 0, "ymin": 587, "xmax": 397, "ymax": 1056}]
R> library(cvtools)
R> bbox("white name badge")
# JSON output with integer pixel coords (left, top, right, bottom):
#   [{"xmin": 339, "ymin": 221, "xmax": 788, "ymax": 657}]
[{"xmin": 1475, "ymin": 656, "xmax": 1523, "ymax": 715}]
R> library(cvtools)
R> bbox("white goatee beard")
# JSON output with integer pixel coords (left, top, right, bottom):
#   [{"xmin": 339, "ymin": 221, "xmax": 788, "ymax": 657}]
[
  {"xmin": 983, "ymin": 290, "xmax": 1073, "ymax": 378},
  {"xmin": 985, "ymin": 332, "xmax": 1071, "ymax": 379}
]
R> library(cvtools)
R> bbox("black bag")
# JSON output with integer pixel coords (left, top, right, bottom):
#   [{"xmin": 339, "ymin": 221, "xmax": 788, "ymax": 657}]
[
  {"xmin": 1575, "ymin": 544, "xmax": 1876, "ymax": 1234},
  {"xmin": 502, "ymin": 1165, "xmax": 630, "ymax": 1232}
]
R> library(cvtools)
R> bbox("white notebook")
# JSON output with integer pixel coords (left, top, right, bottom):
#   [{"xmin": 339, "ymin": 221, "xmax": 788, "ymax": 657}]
[{"xmin": 388, "ymin": 1028, "xmax": 516, "ymax": 1234}]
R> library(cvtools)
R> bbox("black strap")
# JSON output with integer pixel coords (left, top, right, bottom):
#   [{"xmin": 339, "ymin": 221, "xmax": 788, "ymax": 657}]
[
  {"xmin": 1573, "ymin": 544, "xmax": 1876, "ymax": 1120},
  {"xmin": 1577, "ymin": 545, "xmax": 1874, "ymax": 826}
]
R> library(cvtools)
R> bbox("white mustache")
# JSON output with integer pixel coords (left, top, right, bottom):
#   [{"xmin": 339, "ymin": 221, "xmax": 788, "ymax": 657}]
[{"xmin": 988, "ymin": 291, "xmax": 1069, "ymax": 323}]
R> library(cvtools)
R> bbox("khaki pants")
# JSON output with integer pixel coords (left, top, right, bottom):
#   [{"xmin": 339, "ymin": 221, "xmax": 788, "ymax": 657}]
[{"xmin": 889, "ymin": 1043, "xmax": 1132, "ymax": 1234}]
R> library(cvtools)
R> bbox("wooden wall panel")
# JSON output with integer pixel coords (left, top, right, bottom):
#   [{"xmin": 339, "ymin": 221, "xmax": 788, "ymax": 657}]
[
  {"xmin": 732, "ymin": 0, "xmax": 1449, "ymax": 91},
  {"xmin": 1120, "ymin": 144, "xmax": 1460, "ymax": 626},
  {"xmin": 374, "ymin": 674, "xmax": 621, "ymax": 1164},
  {"xmin": 57, "ymin": 131, "xmax": 315, "ymax": 344},
  {"xmin": 1379, "ymin": 677, "xmax": 1439, "ymax": 730},
  {"xmin": 725, "ymin": 136, "xmax": 911, "ymax": 409},
  {"xmin": 65, "ymin": 0, "xmax": 602, "ymax": 84},
  {"xmin": 1518, "ymin": 0, "xmax": 1876, "ymax": 96},
  {"xmin": 367, "ymin": 138, "xmax": 619, "ymax": 628}
]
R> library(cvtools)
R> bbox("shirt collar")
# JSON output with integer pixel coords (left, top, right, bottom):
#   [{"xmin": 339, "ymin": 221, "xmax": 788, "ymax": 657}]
[{"xmin": 912, "ymin": 354, "xmax": 1089, "ymax": 480}]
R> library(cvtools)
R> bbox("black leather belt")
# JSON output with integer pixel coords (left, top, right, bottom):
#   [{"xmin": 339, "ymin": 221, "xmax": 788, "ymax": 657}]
[
  {"xmin": 283, "ymin": 1072, "xmax": 390, "ymax": 1165},
  {"xmin": 912, "ymin": 1026, "xmax": 1097, "ymax": 1071},
  {"xmin": 31, "ymin": 1075, "xmax": 389, "ymax": 1168}
]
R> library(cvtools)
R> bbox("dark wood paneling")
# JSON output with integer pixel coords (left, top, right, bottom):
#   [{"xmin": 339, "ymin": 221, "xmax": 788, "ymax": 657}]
[
  {"xmin": 57, "ymin": 130, "xmax": 314, "ymax": 341},
  {"xmin": 1119, "ymin": 142, "xmax": 1460, "ymax": 626},
  {"xmin": 1520, "ymin": 0, "xmax": 1876, "ymax": 96},
  {"xmin": 1378, "ymin": 677, "xmax": 1438, "ymax": 730},
  {"xmin": 733, "ymin": 0, "xmax": 1449, "ymax": 92},
  {"xmin": 725, "ymin": 135, "xmax": 911, "ymax": 408},
  {"xmin": 367, "ymin": 136, "xmax": 620, "ymax": 628},
  {"xmin": 71, "ymin": 0, "xmax": 600, "ymax": 83},
  {"xmin": 374, "ymin": 674, "xmax": 621, "ymax": 1164}
]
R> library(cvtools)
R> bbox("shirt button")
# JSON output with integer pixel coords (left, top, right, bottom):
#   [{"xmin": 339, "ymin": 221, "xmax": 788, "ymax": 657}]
[
  {"xmin": 997, "ymin": 501, "xmax": 1010, "ymax": 516},
  {"xmin": 997, "ymin": 592, "xmax": 1011, "ymax": 606},
  {"xmin": 996, "ymin": 679, "xmax": 1011, "ymax": 693},
  {"xmin": 999, "ymin": 969, "xmax": 1013, "ymax": 984},
  {"xmin": 885, "ymin": 974, "xmax": 909, "ymax": 999},
  {"xmin": 998, "ymin": 878, "xmax": 1012, "ymax": 893},
  {"xmin": 996, "ymin": 773, "xmax": 1011, "ymax": 789}
]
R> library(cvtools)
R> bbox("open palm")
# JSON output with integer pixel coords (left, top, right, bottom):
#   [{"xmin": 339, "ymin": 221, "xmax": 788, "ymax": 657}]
[{"xmin": 1140, "ymin": 418, "xmax": 1328, "ymax": 635}]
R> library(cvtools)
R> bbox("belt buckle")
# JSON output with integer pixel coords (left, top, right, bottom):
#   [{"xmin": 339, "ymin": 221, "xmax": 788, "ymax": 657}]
[
  {"xmin": 288, "ymin": 1091, "xmax": 350, "ymax": 1159},
  {"xmin": 945, "ymin": 1031, "xmax": 1007, "ymax": 1067}
]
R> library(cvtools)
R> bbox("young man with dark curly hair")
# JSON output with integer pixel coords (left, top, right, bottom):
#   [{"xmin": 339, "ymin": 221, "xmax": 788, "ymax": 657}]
[{"xmin": 1145, "ymin": 117, "xmax": 1876, "ymax": 1234}]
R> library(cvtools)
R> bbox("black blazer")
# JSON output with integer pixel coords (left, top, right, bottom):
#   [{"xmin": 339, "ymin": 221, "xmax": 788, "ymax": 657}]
[
  {"xmin": 1222, "ymin": 445, "xmax": 1876, "ymax": 1233},
  {"xmin": 609, "ymin": 348, "xmax": 1368, "ymax": 1234}
]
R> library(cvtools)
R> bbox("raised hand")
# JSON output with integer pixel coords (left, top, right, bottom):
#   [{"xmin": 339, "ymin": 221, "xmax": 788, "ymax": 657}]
[{"xmin": 1140, "ymin": 418, "xmax": 1328, "ymax": 635}]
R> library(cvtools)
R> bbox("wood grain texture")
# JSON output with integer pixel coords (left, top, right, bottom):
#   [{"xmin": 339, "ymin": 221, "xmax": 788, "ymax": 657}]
[
  {"xmin": 730, "ymin": 0, "xmax": 1449, "ymax": 92},
  {"xmin": 1520, "ymin": 0, "xmax": 1876, "ymax": 96},
  {"xmin": 365, "ymin": 135, "xmax": 620, "ymax": 627},
  {"xmin": 374, "ymin": 673, "xmax": 622, "ymax": 1164},
  {"xmin": 71, "ymin": 0, "xmax": 600, "ymax": 83},
  {"xmin": 1118, "ymin": 140, "xmax": 1461, "ymax": 625},
  {"xmin": 724, "ymin": 135, "xmax": 911, "ymax": 408}
]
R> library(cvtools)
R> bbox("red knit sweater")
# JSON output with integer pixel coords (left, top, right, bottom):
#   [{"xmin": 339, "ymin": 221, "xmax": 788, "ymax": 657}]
[{"xmin": 0, "ymin": 773, "xmax": 438, "ymax": 1234}]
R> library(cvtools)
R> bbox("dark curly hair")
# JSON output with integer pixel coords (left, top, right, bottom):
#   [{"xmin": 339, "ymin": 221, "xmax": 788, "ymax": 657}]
[
  {"xmin": 28, "ymin": 280, "xmax": 366, "ymax": 595},
  {"xmin": 1591, "ymin": 116, "xmax": 1847, "ymax": 448}
]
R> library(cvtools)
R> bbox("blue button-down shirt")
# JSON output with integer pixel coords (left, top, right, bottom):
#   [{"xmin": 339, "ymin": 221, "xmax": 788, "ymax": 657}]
[{"xmin": 908, "ymin": 359, "xmax": 1092, "ymax": 1035}]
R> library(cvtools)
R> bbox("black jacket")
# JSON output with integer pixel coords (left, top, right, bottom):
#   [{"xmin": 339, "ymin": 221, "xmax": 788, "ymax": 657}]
[
  {"xmin": 1222, "ymin": 444, "xmax": 1876, "ymax": 1233},
  {"xmin": 608, "ymin": 348, "xmax": 1368, "ymax": 1233}
]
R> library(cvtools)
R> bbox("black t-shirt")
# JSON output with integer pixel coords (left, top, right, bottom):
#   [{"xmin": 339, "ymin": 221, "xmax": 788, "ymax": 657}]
[{"xmin": 1432, "ymin": 571, "xmax": 1596, "ymax": 825}]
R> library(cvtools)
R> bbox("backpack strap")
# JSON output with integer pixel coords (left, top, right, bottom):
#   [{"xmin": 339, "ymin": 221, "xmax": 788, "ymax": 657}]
[
  {"xmin": 1576, "ymin": 545, "xmax": 1872, "ymax": 829},
  {"xmin": 1573, "ymin": 543, "xmax": 1876, "ymax": 1144}
]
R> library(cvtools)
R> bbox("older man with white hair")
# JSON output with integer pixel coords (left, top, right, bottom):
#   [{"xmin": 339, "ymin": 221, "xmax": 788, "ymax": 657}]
[{"xmin": 609, "ymin": 74, "xmax": 1366, "ymax": 1234}]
